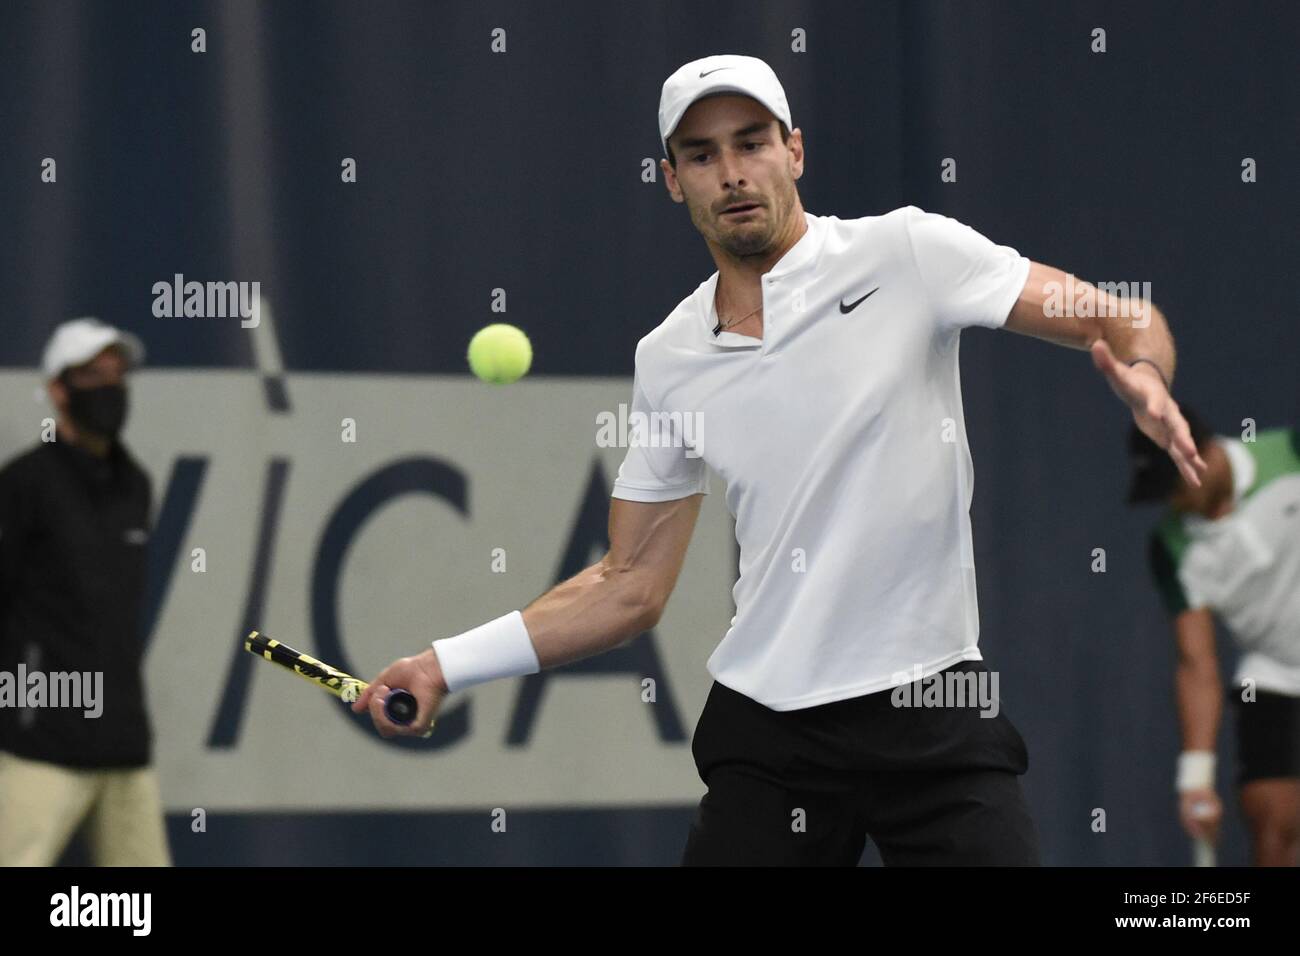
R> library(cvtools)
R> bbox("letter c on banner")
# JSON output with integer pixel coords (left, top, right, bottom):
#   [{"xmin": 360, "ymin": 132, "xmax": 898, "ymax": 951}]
[{"xmin": 312, "ymin": 457, "xmax": 471, "ymax": 750}]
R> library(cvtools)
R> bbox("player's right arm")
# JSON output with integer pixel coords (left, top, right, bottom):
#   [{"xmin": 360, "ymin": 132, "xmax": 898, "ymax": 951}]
[
  {"xmin": 519, "ymin": 354, "xmax": 710, "ymax": 668},
  {"xmin": 355, "ymin": 342, "xmax": 708, "ymax": 738},
  {"xmin": 1172, "ymin": 606, "xmax": 1224, "ymax": 842},
  {"xmin": 520, "ymin": 493, "xmax": 704, "ymax": 668},
  {"xmin": 352, "ymin": 493, "xmax": 703, "ymax": 737}
]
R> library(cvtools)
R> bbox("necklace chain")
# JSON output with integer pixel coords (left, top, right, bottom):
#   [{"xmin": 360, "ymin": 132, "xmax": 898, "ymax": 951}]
[{"xmin": 716, "ymin": 300, "xmax": 763, "ymax": 331}]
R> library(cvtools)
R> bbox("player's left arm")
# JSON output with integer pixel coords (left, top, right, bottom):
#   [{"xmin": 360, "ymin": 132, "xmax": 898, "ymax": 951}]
[{"xmin": 1002, "ymin": 261, "xmax": 1207, "ymax": 488}]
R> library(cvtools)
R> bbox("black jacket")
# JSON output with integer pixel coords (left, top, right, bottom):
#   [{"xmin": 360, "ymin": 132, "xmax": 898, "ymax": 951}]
[{"xmin": 0, "ymin": 434, "xmax": 153, "ymax": 768}]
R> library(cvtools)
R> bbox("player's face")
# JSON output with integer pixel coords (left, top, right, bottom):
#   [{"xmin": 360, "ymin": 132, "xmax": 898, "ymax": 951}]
[{"xmin": 663, "ymin": 95, "xmax": 803, "ymax": 258}]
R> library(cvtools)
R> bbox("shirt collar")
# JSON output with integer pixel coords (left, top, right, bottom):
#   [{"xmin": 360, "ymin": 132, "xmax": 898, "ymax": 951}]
[{"xmin": 700, "ymin": 211, "xmax": 824, "ymax": 341}]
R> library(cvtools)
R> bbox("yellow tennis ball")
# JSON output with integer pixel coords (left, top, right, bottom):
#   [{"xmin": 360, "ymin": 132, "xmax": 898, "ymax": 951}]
[{"xmin": 467, "ymin": 323, "xmax": 532, "ymax": 384}]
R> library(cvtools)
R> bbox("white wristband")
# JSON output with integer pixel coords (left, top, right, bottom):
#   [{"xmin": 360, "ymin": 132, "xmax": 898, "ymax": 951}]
[
  {"xmin": 431, "ymin": 610, "xmax": 539, "ymax": 693},
  {"xmin": 1176, "ymin": 751, "xmax": 1216, "ymax": 792}
]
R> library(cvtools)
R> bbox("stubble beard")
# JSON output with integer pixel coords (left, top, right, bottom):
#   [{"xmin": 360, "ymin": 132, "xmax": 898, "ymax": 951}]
[{"xmin": 689, "ymin": 179, "xmax": 795, "ymax": 260}]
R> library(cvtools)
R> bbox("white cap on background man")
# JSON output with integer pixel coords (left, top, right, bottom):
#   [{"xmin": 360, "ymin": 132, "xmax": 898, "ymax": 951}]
[{"xmin": 41, "ymin": 317, "xmax": 145, "ymax": 381}]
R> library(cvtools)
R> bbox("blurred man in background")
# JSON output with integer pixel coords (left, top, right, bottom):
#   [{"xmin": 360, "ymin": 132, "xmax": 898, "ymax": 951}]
[
  {"xmin": 0, "ymin": 317, "xmax": 169, "ymax": 866},
  {"xmin": 1131, "ymin": 409, "xmax": 1300, "ymax": 866}
]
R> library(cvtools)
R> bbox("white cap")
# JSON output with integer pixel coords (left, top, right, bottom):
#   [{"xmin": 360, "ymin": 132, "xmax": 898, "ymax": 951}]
[
  {"xmin": 658, "ymin": 54, "xmax": 792, "ymax": 158},
  {"xmin": 41, "ymin": 317, "xmax": 145, "ymax": 381}
]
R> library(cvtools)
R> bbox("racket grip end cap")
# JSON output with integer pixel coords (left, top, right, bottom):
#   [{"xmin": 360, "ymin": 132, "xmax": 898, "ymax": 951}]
[{"xmin": 383, "ymin": 688, "xmax": 419, "ymax": 726}]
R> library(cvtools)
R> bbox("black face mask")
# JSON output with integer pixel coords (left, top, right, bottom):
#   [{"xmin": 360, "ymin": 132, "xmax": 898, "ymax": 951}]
[{"xmin": 65, "ymin": 383, "xmax": 128, "ymax": 439}]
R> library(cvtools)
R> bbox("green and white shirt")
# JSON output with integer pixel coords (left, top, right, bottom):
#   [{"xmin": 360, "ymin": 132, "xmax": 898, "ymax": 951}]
[{"xmin": 1149, "ymin": 427, "xmax": 1300, "ymax": 695}]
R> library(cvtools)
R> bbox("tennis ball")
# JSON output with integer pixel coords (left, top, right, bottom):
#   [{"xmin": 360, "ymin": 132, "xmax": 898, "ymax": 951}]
[{"xmin": 467, "ymin": 323, "xmax": 532, "ymax": 384}]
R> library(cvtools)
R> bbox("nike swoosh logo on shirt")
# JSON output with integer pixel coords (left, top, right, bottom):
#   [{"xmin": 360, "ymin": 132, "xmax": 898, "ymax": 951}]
[{"xmin": 839, "ymin": 287, "xmax": 880, "ymax": 313}]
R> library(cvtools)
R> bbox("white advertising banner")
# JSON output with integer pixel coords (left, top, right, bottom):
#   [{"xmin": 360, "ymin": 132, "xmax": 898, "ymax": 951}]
[{"xmin": 0, "ymin": 370, "xmax": 737, "ymax": 812}]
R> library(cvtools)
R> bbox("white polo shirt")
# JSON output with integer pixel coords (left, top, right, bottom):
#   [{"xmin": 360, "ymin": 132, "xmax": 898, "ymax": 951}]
[
  {"xmin": 612, "ymin": 206, "xmax": 1031, "ymax": 710},
  {"xmin": 1149, "ymin": 428, "xmax": 1300, "ymax": 695}
]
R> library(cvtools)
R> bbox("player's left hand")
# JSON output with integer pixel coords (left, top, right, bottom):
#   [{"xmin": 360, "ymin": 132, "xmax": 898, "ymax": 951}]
[
  {"xmin": 352, "ymin": 648, "xmax": 448, "ymax": 738},
  {"xmin": 1091, "ymin": 339, "xmax": 1208, "ymax": 488}
]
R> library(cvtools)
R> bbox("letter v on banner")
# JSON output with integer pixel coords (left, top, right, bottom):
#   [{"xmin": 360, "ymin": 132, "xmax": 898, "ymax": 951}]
[
  {"xmin": 140, "ymin": 457, "xmax": 209, "ymax": 650},
  {"xmin": 206, "ymin": 458, "xmax": 291, "ymax": 747}
]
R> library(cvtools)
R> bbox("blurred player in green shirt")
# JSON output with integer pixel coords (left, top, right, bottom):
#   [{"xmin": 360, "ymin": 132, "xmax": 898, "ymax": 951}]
[{"xmin": 1130, "ymin": 409, "xmax": 1300, "ymax": 866}]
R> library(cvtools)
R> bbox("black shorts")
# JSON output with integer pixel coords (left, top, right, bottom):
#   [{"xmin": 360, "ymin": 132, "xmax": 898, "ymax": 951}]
[
  {"xmin": 682, "ymin": 660, "xmax": 1040, "ymax": 866},
  {"xmin": 1233, "ymin": 687, "xmax": 1300, "ymax": 785}
]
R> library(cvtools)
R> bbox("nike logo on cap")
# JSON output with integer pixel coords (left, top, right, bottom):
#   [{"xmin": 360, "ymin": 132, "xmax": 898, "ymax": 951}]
[
  {"xmin": 839, "ymin": 288, "xmax": 879, "ymax": 313},
  {"xmin": 699, "ymin": 67, "xmax": 732, "ymax": 77}
]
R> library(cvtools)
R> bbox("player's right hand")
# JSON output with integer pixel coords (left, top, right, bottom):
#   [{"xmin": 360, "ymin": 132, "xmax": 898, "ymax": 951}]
[
  {"xmin": 1179, "ymin": 787, "xmax": 1222, "ymax": 844},
  {"xmin": 352, "ymin": 648, "xmax": 448, "ymax": 738}
]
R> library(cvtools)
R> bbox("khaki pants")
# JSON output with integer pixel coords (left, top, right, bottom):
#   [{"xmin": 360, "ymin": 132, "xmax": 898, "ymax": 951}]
[{"xmin": 0, "ymin": 751, "xmax": 171, "ymax": 866}]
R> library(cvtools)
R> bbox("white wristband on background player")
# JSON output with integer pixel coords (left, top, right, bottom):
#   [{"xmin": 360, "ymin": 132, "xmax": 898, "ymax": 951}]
[
  {"xmin": 1176, "ymin": 751, "xmax": 1216, "ymax": 792},
  {"xmin": 431, "ymin": 610, "xmax": 539, "ymax": 693}
]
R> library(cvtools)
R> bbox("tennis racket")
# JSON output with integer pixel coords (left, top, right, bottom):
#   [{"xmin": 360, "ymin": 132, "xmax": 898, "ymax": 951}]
[{"xmin": 244, "ymin": 630, "xmax": 428, "ymax": 731}]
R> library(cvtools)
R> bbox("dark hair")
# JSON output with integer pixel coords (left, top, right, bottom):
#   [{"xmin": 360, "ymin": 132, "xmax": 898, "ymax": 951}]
[
  {"xmin": 666, "ymin": 119, "xmax": 791, "ymax": 169},
  {"xmin": 1125, "ymin": 404, "xmax": 1213, "ymax": 504}
]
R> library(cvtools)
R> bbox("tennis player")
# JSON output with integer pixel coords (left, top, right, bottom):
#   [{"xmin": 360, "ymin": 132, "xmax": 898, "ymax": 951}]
[
  {"xmin": 355, "ymin": 54, "xmax": 1206, "ymax": 865},
  {"xmin": 1129, "ymin": 409, "xmax": 1300, "ymax": 866}
]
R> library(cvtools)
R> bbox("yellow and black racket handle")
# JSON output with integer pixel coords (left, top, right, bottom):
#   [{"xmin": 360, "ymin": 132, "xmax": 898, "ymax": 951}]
[{"xmin": 245, "ymin": 630, "xmax": 420, "ymax": 726}]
